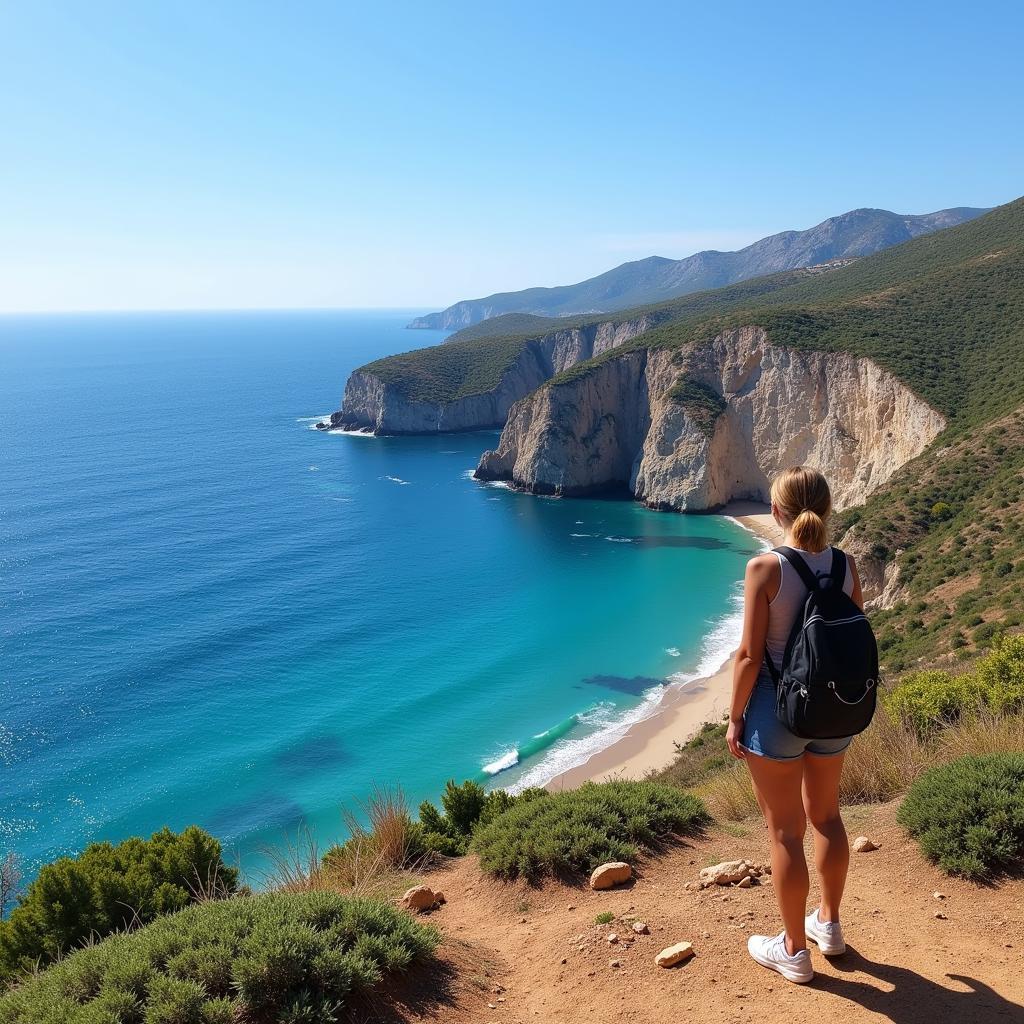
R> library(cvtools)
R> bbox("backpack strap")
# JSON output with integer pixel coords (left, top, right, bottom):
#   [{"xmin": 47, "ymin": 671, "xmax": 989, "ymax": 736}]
[
  {"xmin": 829, "ymin": 547, "xmax": 847, "ymax": 590},
  {"xmin": 773, "ymin": 546, "xmax": 820, "ymax": 592}
]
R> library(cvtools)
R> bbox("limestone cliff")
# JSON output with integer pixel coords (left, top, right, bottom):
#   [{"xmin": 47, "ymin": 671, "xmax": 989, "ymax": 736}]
[
  {"xmin": 475, "ymin": 327, "xmax": 946, "ymax": 513},
  {"xmin": 321, "ymin": 315, "xmax": 657, "ymax": 434}
]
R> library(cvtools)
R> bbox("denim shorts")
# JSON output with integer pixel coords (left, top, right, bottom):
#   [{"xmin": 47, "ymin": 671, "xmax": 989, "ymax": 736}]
[{"xmin": 741, "ymin": 675, "xmax": 854, "ymax": 760}]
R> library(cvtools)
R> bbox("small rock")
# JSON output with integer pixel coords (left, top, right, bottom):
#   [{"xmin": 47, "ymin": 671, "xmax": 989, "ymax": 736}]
[
  {"xmin": 933, "ymin": 892, "xmax": 945, "ymax": 900},
  {"xmin": 590, "ymin": 861, "xmax": 633, "ymax": 890},
  {"xmin": 852, "ymin": 836, "xmax": 878, "ymax": 853},
  {"xmin": 655, "ymin": 941, "xmax": 695, "ymax": 968},
  {"xmin": 487, "ymin": 1003, "xmax": 497, "ymax": 1010},
  {"xmin": 737, "ymin": 876, "xmax": 753, "ymax": 889},
  {"xmin": 609, "ymin": 959, "xmax": 622, "ymax": 968},
  {"xmin": 607, "ymin": 933, "xmax": 619, "ymax": 944},
  {"xmin": 701, "ymin": 931, "xmax": 711, "ymax": 939},
  {"xmin": 699, "ymin": 860, "xmax": 754, "ymax": 886},
  {"xmin": 632, "ymin": 921, "xmax": 649, "ymax": 935},
  {"xmin": 567, "ymin": 904, "xmax": 577, "ymax": 911},
  {"xmin": 935, "ymin": 911, "xmax": 948, "ymax": 920},
  {"xmin": 433, "ymin": 891, "xmax": 446, "ymax": 906},
  {"xmin": 560, "ymin": 957, "xmax": 567, "ymax": 965},
  {"xmin": 400, "ymin": 885, "xmax": 436, "ymax": 912}
]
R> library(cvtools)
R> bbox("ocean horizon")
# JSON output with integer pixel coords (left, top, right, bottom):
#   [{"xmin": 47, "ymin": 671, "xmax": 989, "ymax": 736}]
[{"xmin": 0, "ymin": 309, "xmax": 759, "ymax": 882}]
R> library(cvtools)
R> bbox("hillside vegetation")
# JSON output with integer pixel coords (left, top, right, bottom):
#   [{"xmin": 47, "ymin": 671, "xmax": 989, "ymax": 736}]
[
  {"xmin": 408, "ymin": 206, "xmax": 987, "ymax": 330},
  {"xmin": 366, "ymin": 268, "xmax": 822, "ymax": 403}
]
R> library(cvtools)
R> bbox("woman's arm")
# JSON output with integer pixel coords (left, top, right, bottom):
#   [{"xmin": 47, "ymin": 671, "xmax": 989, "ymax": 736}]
[{"xmin": 726, "ymin": 555, "xmax": 775, "ymax": 759}]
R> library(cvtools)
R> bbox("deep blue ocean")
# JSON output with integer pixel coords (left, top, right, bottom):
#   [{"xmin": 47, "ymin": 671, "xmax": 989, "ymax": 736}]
[{"xmin": 0, "ymin": 310, "xmax": 759, "ymax": 881}]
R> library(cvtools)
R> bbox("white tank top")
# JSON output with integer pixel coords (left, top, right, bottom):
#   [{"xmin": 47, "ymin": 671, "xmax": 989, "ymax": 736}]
[{"xmin": 763, "ymin": 546, "xmax": 854, "ymax": 675}]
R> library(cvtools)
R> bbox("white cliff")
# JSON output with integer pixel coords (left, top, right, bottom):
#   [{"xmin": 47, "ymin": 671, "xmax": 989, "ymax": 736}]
[
  {"xmin": 475, "ymin": 326, "xmax": 946, "ymax": 512},
  {"xmin": 320, "ymin": 315, "xmax": 658, "ymax": 434}
]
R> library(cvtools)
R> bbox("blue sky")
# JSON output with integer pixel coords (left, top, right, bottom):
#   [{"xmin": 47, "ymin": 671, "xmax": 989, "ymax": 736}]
[{"xmin": 1, "ymin": 1, "xmax": 1021, "ymax": 312}]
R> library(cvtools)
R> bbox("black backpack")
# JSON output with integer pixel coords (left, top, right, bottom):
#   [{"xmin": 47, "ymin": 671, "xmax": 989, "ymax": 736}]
[{"xmin": 765, "ymin": 546, "xmax": 880, "ymax": 739}]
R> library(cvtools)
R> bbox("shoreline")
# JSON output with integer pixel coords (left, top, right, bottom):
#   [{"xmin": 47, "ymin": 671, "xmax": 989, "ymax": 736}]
[{"xmin": 545, "ymin": 501, "xmax": 783, "ymax": 790}]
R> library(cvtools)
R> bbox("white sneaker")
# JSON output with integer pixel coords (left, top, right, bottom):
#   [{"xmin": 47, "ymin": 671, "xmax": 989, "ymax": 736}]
[
  {"xmin": 805, "ymin": 908, "xmax": 846, "ymax": 955},
  {"xmin": 747, "ymin": 931, "xmax": 814, "ymax": 984}
]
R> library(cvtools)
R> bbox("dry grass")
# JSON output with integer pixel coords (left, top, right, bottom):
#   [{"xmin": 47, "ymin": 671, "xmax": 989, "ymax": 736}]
[
  {"xmin": 697, "ymin": 710, "xmax": 1024, "ymax": 821},
  {"xmin": 259, "ymin": 823, "xmax": 326, "ymax": 892},
  {"xmin": 258, "ymin": 786, "xmax": 431, "ymax": 898},
  {"xmin": 325, "ymin": 785, "xmax": 432, "ymax": 896}
]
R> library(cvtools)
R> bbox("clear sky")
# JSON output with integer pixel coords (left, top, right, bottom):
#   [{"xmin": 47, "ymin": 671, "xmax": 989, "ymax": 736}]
[{"xmin": 1, "ymin": 1, "xmax": 1021, "ymax": 312}]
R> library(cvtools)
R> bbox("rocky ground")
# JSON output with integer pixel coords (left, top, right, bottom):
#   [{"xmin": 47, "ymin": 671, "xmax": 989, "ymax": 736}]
[{"xmin": 365, "ymin": 802, "xmax": 1023, "ymax": 1023}]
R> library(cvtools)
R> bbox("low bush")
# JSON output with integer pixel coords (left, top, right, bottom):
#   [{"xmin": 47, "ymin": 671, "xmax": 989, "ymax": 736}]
[
  {"xmin": 418, "ymin": 780, "xmax": 545, "ymax": 856},
  {"xmin": 0, "ymin": 891, "xmax": 438, "ymax": 1024},
  {"xmin": 884, "ymin": 670, "xmax": 986, "ymax": 736},
  {"xmin": 973, "ymin": 633, "xmax": 1024, "ymax": 711},
  {"xmin": 886, "ymin": 634, "xmax": 1024, "ymax": 735},
  {"xmin": 0, "ymin": 827, "xmax": 236, "ymax": 981},
  {"xmin": 897, "ymin": 754, "xmax": 1024, "ymax": 880},
  {"xmin": 471, "ymin": 780, "xmax": 708, "ymax": 881}
]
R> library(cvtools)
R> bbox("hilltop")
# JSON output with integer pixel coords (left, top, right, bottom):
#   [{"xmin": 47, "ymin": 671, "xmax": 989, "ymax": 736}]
[{"xmin": 407, "ymin": 206, "xmax": 988, "ymax": 331}]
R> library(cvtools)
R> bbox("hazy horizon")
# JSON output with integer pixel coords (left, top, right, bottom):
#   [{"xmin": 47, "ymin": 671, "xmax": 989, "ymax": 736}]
[{"xmin": 2, "ymin": 2, "xmax": 1021, "ymax": 313}]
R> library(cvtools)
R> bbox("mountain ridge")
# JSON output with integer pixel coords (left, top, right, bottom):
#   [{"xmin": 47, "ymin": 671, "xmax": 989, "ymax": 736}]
[{"xmin": 408, "ymin": 206, "xmax": 989, "ymax": 330}]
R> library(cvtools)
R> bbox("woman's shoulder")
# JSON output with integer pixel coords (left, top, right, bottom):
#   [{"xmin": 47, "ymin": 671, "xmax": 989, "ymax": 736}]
[{"xmin": 745, "ymin": 549, "xmax": 780, "ymax": 578}]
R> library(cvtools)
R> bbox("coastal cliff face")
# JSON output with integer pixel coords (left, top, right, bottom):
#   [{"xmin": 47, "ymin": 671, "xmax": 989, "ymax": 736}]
[
  {"xmin": 323, "ymin": 315, "xmax": 657, "ymax": 434},
  {"xmin": 475, "ymin": 327, "xmax": 947, "ymax": 513}
]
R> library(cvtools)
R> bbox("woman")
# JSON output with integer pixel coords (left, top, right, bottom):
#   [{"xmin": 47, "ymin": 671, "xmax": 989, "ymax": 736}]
[{"xmin": 726, "ymin": 466, "xmax": 864, "ymax": 984}]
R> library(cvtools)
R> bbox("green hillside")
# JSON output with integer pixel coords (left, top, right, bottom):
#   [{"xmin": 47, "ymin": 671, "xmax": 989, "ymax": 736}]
[
  {"xmin": 363, "ymin": 198, "xmax": 1023, "ymax": 414},
  {"xmin": 364, "ymin": 268, "xmax": 822, "ymax": 403},
  {"xmin": 551, "ymin": 197, "xmax": 1024, "ymax": 431}
]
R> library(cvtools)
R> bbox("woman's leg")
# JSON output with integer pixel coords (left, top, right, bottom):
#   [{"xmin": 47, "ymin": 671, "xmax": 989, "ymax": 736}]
[
  {"xmin": 802, "ymin": 750, "xmax": 849, "ymax": 923},
  {"xmin": 745, "ymin": 753, "xmax": 808, "ymax": 953}
]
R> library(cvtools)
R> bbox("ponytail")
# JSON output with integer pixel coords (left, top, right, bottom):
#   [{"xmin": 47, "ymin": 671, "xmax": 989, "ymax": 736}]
[
  {"xmin": 769, "ymin": 466, "xmax": 833, "ymax": 553},
  {"xmin": 790, "ymin": 509, "xmax": 829, "ymax": 554}
]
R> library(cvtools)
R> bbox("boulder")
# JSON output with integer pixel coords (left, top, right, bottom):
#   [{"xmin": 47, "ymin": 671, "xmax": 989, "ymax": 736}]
[
  {"xmin": 699, "ymin": 859, "xmax": 754, "ymax": 885},
  {"xmin": 655, "ymin": 941, "xmax": 695, "ymax": 968},
  {"xmin": 853, "ymin": 836, "xmax": 879, "ymax": 853},
  {"xmin": 400, "ymin": 885, "xmax": 437, "ymax": 912},
  {"xmin": 590, "ymin": 861, "xmax": 633, "ymax": 890}
]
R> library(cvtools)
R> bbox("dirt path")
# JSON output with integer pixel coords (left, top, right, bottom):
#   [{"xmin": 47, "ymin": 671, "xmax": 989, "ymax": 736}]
[{"xmin": 389, "ymin": 802, "xmax": 1023, "ymax": 1023}]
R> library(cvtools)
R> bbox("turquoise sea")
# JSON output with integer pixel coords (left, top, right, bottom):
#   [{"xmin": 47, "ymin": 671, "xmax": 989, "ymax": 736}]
[{"xmin": 0, "ymin": 310, "xmax": 760, "ymax": 881}]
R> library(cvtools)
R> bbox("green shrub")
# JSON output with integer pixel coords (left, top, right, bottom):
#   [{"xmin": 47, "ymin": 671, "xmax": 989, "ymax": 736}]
[
  {"xmin": 884, "ymin": 670, "xmax": 986, "ymax": 736},
  {"xmin": 417, "ymin": 780, "xmax": 545, "ymax": 856},
  {"xmin": 0, "ymin": 891, "xmax": 438, "ymax": 1023},
  {"xmin": 471, "ymin": 781, "xmax": 708, "ymax": 881},
  {"xmin": 973, "ymin": 633, "xmax": 1024, "ymax": 712},
  {"xmin": 897, "ymin": 754, "xmax": 1024, "ymax": 880},
  {"xmin": 0, "ymin": 827, "xmax": 237, "ymax": 981},
  {"xmin": 885, "ymin": 636, "xmax": 1024, "ymax": 735}
]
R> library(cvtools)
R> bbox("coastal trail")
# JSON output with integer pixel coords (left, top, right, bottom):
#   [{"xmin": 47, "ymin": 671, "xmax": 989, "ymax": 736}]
[{"xmin": 379, "ymin": 801, "xmax": 1023, "ymax": 1023}]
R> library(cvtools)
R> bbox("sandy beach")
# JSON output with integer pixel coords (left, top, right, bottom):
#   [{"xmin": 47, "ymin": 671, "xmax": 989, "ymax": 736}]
[{"xmin": 546, "ymin": 501, "xmax": 783, "ymax": 790}]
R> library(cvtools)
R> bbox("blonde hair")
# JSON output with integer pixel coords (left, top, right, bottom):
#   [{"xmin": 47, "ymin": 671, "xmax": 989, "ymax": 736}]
[{"xmin": 769, "ymin": 466, "xmax": 832, "ymax": 554}]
